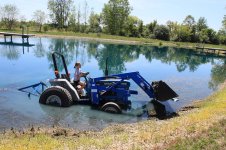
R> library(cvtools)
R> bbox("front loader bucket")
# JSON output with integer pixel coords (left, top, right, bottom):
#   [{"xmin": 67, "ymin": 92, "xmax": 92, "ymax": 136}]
[{"xmin": 152, "ymin": 81, "xmax": 178, "ymax": 101}]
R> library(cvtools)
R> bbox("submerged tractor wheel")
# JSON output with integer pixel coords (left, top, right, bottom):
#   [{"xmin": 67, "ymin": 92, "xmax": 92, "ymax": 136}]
[
  {"xmin": 101, "ymin": 102, "xmax": 122, "ymax": 114},
  {"xmin": 39, "ymin": 86, "xmax": 73, "ymax": 107}
]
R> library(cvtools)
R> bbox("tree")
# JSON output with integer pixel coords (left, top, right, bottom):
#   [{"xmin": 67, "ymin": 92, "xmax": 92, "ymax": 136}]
[
  {"xmin": 153, "ymin": 25, "xmax": 170, "ymax": 41},
  {"xmin": 48, "ymin": 0, "xmax": 73, "ymax": 29},
  {"xmin": 138, "ymin": 20, "xmax": 144, "ymax": 37},
  {"xmin": 199, "ymin": 28, "xmax": 219, "ymax": 44},
  {"xmin": 89, "ymin": 9, "xmax": 101, "ymax": 33},
  {"xmin": 33, "ymin": 10, "xmax": 46, "ymax": 32},
  {"xmin": 77, "ymin": 4, "xmax": 81, "ymax": 32},
  {"xmin": 183, "ymin": 15, "xmax": 196, "ymax": 42},
  {"xmin": 1, "ymin": 4, "xmax": 19, "ymax": 30},
  {"xmin": 177, "ymin": 25, "xmax": 191, "ymax": 42},
  {"xmin": 183, "ymin": 15, "xmax": 195, "ymax": 29},
  {"xmin": 147, "ymin": 20, "xmax": 157, "ymax": 34},
  {"xmin": 196, "ymin": 17, "xmax": 208, "ymax": 32},
  {"xmin": 199, "ymin": 29, "xmax": 209, "ymax": 43},
  {"xmin": 206, "ymin": 28, "xmax": 219, "ymax": 44},
  {"xmin": 218, "ymin": 29, "xmax": 226, "ymax": 45},
  {"xmin": 166, "ymin": 21, "xmax": 180, "ymax": 41},
  {"xmin": 102, "ymin": 0, "xmax": 131, "ymax": 35},
  {"xmin": 68, "ymin": 6, "xmax": 77, "ymax": 31},
  {"xmin": 125, "ymin": 16, "xmax": 140, "ymax": 37},
  {"xmin": 83, "ymin": 0, "xmax": 89, "ymax": 32},
  {"xmin": 0, "ymin": 6, "xmax": 2, "ymax": 18},
  {"xmin": 222, "ymin": 15, "xmax": 226, "ymax": 31}
]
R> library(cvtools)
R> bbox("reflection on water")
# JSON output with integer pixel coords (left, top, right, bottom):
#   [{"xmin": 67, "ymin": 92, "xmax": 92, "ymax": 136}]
[
  {"xmin": 0, "ymin": 37, "xmax": 225, "ymax": 130},
  {"xmin": 209, "ymin": 60, "xmax": 226, "ymax": 90}
]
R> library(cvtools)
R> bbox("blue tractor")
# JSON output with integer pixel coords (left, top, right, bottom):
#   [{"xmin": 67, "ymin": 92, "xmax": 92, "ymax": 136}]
[{"xmin": 39, "ymin": 52, "xmax": 178, "ymax": 114}]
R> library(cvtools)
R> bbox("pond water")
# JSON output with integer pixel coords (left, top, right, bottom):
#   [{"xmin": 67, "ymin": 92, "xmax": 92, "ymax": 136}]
[{"xmin": 0, "ymin": 37, "xmax": 225, "ymax": 131}]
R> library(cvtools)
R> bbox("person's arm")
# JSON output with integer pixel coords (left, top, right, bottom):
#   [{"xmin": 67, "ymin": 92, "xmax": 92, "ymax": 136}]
[
  {"xmin": 80, "ymin": 71, "xmax": 89, "ymax": 77},
  {"xmin": 78, "ymin": 69, "xmax": 87, "ymax": 76}
]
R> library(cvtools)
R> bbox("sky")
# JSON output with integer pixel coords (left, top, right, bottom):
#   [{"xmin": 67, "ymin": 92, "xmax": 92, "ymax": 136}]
[{"xmin": 0, "ymin": 0, "xmax": 225, "ymax": 31}]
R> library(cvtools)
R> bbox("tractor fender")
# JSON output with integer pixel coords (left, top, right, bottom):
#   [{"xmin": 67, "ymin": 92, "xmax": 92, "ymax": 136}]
[{"xmin": 39, "ymin": 86, "xmax": 73, "ymax": 107}]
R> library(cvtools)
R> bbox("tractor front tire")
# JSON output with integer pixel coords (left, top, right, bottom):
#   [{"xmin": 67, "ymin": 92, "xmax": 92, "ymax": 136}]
[
  {"xmin": 101, "ymin": 102, "xmax": 122, "ymax": 114},
  {"xmin": 39, "ymin": 86, "xmax": 73, "ymax": 107}
]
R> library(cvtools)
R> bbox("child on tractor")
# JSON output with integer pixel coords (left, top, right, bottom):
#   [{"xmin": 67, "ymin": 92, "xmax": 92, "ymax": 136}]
[{"xmin": 74, "ymin": 62, "xmax": 89, "ymax": 95}]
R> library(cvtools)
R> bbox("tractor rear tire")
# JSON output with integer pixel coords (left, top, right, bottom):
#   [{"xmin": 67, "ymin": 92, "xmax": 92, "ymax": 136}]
[
  {"xmin": 39, "ymin": 86, "xmax": 73, "ymax": 107},
  {"xmin": 101, "ymin": 102, "xmax": 122, "ymax": 114}
]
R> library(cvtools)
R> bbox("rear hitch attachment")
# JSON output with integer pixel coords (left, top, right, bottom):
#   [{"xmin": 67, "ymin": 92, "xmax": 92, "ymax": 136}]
[{"xmin": 18, "ymin": 82, "xmax": 47, "ymax": 97}]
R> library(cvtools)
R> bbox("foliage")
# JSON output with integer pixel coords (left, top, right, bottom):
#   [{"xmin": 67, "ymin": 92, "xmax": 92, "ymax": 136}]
[
  {"xmin": 222, "ymin": 15, "xmax": 226, "ymax": 30},
  {"xmin": 76, "ymin": 4, "xmax": 81, "ymax": 32},
  {"xmin": 153, "ymin": 25, "xmax": 170, "ymax": 41},
  {"xmin": 183, "ymin": 15, "xmax": 195, "ymax": 29},
  {"xmin": 83, "ymin": 0, "xmax": 89, "ymax": 31},
  {"xmin": 33, "ymin": 10, "xmax": 46, "ymax": 32},
  {"xmin": 0, "ymin": 4, "xmax": 19, "ymax": 30},
  {"xmin": 68, "ymin": 6, "xmax": 77, "ymax": 31},
  {"xmin": 199, "ymin": 29, "xmax": 209, "ymax": 43},
  {"xmin": 167, "ymin": 21, "xmax": 180, "ymax": 41},
  {"xmin": 183, "ymin": 15, "xmax": 197, "ymax": 42},
  {"xmin": 102, "ymin": 0, "xmax": 131, "ymax": 35},
  {"xmin": 218, "ymin": 34, "xmax": 226, "ymax": 45},
  {"xmin": 138, "ymin": 20, "xmax": 144, "ymax": 37},
  {"xmin": 89, "ymin": 9, "xmax": 101, "ymax": 33},
  {"xmin": 177, "ymin": 25, "xmax": 191, "ymax": 42},
  {"xmin": 147, "ymin": 20, "xmax": 158, "ymax": 35},
  {"xmin": 124, "ymin": 16, "xmax": 141, "ymax": 37},
  {"xmin": 43, "ymin": 25, "xmax": 49, "ymax": 32},
  {"xmin": 48, "ymin": 0, "xmax": 73, "ymax": 29},
  {"xmin": 196, "ymin": 17, "xmax": 208, "ymax": 32},
  {"xmin": 200, "ymin": 28, "xmax": 219, "ymax": 44}
]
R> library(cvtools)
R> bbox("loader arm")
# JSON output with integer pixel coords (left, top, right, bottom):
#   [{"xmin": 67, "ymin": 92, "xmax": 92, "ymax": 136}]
[
  {"xmin": 110, "ymin": 72, "xmax": 155, "ymax": 99},
  {"xmin": 94, "ymin": 71, "xmax": 178, "ymax": 101}
]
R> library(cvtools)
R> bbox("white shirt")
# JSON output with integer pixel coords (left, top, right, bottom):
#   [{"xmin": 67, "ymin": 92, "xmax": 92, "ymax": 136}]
[{"xmin": 74, "ymin": 68, "xmax": 81, "ymax": 81}]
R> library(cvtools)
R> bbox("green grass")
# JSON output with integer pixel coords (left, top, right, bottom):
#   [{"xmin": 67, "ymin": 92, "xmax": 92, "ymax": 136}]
[
  {"xmin": 1, "ymin": 28, "xmax": 226, "ymax": 50},
  {"xmin": 167, "ymin": 119, "xmax": 226, "ymax": 150}
]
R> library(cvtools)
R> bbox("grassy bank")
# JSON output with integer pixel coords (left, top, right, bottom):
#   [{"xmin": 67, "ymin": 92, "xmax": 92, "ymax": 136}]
[
  {"xmin": 167, "ymin": 119, "xmax": 226, "ymax": 150},
  {"xmin": 1, "ymin": 29, "xmax": 226, "ymax": 50},
  {"xmin": 0, "ymin": 83, "xmax": 226, "ymax": 149}
]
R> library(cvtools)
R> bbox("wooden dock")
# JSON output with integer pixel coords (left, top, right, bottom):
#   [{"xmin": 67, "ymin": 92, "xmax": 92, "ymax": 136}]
[
  {"xmin": 0, "ymin": 32, "xmax": 35, "ymax": 44},
  {"xmin": 195, "ymin": 46, "xmax": 226, "ymax": 55}
]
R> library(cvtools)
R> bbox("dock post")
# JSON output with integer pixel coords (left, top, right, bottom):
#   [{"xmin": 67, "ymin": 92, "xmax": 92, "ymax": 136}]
[
  {"xmin": 22, "ymin": 46, "xmax": 25, "ymax": 54},
  {"xmin": 22, "ymin": 27, "xmax": 24, "ymax": 35},
  {"xmin": 4, "ymin": 36, "xmax": 6, "ymax": 42},
  {"xmin": 10, "ymin": 36, "xmax": 12, "ymax": 43}
]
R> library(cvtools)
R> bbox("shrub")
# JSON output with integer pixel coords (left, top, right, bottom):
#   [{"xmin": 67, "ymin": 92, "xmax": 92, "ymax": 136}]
[
  {"xmin": 43, "ymin": 25, "xmax": 48, "ymax": 32},
  {"xmin": 153, "ymin": 25, "xmax": 170, "ymax": 41}
]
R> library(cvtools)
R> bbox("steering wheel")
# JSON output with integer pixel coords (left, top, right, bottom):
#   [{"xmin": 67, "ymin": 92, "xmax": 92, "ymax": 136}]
[{"xmin": 82, "ymin": 72, "xmax": 90, "ymax": 89}]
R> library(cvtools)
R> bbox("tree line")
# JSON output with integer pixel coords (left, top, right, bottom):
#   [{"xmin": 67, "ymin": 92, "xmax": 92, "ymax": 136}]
[{"xmin": 0, "ymin": 0, "xmax": 226, "ymax": 45}]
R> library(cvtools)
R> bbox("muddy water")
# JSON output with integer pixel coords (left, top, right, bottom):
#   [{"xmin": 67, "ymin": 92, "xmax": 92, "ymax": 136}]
[{"xmin": 0, "ymin": 37, "xmax": 225, "ymax": 130}]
